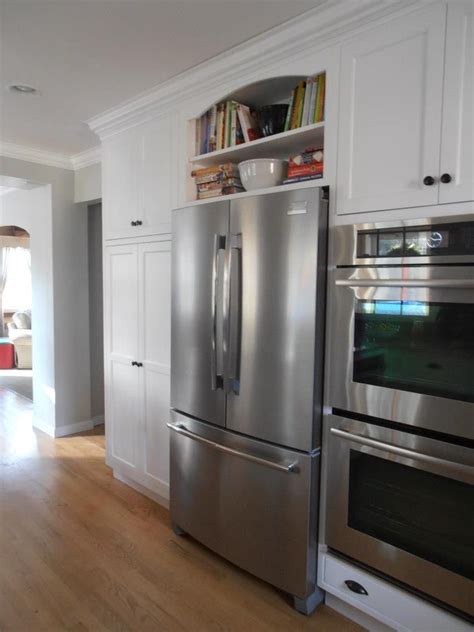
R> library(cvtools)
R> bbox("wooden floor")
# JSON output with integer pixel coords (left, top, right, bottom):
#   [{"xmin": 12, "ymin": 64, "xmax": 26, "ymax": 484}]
[{"xmin": 0, "ymin": 388, "xmax": 364, "ymax": 632}]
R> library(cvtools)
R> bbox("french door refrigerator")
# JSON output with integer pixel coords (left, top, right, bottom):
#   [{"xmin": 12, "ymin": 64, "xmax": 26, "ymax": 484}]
[{"xmin": 169, "ymin": 188, "xmax": 328, "ymax": 614}]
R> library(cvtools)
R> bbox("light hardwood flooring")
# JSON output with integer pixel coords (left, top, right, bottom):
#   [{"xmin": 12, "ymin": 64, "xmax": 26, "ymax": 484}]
[{"xmin": 0, "ymin": 388, "xmax": 364, "ymax": 632}]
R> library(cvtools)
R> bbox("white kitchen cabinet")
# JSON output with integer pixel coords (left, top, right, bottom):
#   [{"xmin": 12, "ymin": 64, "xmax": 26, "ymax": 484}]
[
  {"xmin": 139, "ymin": 241, "xmax": 171, "ymax": 496},
  {"xmin": 439, "ymin": 2, "xmax": 474, "ymax": 204},
  {"xmin": 139, "ymin": 114, "xmax": 176, "ymax": 235},
  {"xmin": 102, "ymin": 114, "xmax": 176, "ymax": 240},
  {"xmin": 104, "ymin": 244, "xmax": 140, "ymax": 475},
  {"xmin": 102, "ymin": 129, "xmax": 139, "ymax": 239},
  {"xmin": 104, "ymin": 240, "xmax": 171, "ymax": 500},
  {"xmin": 336, "ymin": 3, "xmax": 446, "ymax": 214}
]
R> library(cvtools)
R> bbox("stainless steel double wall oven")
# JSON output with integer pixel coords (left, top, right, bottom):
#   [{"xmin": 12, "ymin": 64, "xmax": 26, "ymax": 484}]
[{"xmin": 325, "ymin": 215, "xmax": 474, "ymax": 619}]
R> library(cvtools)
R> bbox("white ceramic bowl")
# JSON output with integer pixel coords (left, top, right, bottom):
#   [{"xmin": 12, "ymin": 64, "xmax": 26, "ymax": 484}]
[{"xmin": 238, "ymin": 159, "xmax": 287, "ymax": 191}]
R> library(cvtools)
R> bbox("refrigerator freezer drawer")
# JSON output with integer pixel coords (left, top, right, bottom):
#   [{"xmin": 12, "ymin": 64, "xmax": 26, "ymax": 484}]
[{"xmin": 169, "ymin": 411, "xmax": 319, "ymax": 599}]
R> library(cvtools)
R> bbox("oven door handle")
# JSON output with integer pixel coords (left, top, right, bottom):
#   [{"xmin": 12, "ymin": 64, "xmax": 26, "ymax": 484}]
[
  {"xmin": 335, "ymin": 279, "xmax": 474, "ymax": 288},
  {"xmin": 330, "ymin": 428, "xmax": 473, "ymax": 477}
]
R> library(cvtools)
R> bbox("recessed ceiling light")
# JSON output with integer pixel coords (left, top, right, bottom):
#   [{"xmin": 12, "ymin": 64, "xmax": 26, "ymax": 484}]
[{"xmin": 7, "ymin": 84, "xmax": 39, "ymax": 94}]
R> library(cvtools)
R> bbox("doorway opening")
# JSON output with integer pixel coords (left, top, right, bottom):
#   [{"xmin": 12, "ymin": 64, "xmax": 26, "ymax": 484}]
[{"xmin": 0, "ymin": 225, "xmax": 33, "ymax": 400}]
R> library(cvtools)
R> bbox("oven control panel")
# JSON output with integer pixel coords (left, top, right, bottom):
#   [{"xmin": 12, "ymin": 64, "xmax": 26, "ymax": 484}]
[{"xmin": 356, "ymin": 221, "xmax": 474, "ymax": 259}]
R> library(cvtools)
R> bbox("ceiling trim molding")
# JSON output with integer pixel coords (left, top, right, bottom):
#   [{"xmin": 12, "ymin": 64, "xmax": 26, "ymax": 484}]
[
  {"xmin": 88, "ymin": 0, "xmax": 430, "ymax": 139},
  {"xmin": 0, "ymin": 141, "xmax": 102, "ymax": 171},
  {"xmin": 70, "ymin": 146, "xmax": 102, "ymax": 170},
  {"xmin": 0, "ymin": 141, "xmax": 73, "ymax": 170}
]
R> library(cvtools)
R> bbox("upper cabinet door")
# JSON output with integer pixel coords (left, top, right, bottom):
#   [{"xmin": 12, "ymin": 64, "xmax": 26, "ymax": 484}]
[
  {"xmin": 102, "ymin": 129, "xmax": 139, "ymax": 239},
  {"xmin": 439, "ymin": 3, "xmax": 474, "ymax": 204},
  {"xmin": 138, "ymin": 114, "xmax": 177, "ymax": 235},
  {"xmin": 336, "ymin": 4, "xmax": 446, "ymax": 214}
]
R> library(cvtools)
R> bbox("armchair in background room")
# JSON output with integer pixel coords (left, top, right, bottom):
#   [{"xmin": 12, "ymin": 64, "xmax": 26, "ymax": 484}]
[{"xmin": 7, "ymin": 310, "xmax": 32, "ymax": 369}]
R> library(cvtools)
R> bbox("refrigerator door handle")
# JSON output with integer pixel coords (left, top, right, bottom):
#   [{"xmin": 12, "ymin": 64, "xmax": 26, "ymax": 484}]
[
  {"xmin": 167, "ymin": 423, "xmax": 299, "ymax": 473},
  {"xmin": 226, "ymin": 233, "xmax": 242, "ymax": 395},
  {"xmin": 211, "ymin": 234, "xmax": 225, "ymax": 391}
]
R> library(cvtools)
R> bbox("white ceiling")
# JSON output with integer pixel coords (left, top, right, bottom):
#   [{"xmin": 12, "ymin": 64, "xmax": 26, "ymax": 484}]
[{"xmin": 0, "ymin": 0, "xmax": 319, "ymax": 156}]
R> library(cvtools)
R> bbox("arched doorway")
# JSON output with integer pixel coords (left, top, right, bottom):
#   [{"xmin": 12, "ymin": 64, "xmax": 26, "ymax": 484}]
[{"xmin": 0, "ymin": 225, "xmax": 33, "ymax": 400}]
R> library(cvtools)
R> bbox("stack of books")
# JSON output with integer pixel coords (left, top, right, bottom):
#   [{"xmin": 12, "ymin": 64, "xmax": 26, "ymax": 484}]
[
  {"xmin": 191, "ymin": 163, "xmax": 244, "ymax": 200},
  {"xmin": 284, "ymin": 73, "xmax": 326, "ymax": 131},
  {"xmin": 195, "ymin": 102, "xmax": 259, "ymax": 155}
]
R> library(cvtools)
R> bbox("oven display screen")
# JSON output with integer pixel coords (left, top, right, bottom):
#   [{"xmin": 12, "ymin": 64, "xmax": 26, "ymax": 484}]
[
  {"xmin": 357, "ymin": 221, "xmax": 474, "ymax": 258},
  {"xmin": 354, "ymin": 300, "xmax": 474, "ymax": 402}
]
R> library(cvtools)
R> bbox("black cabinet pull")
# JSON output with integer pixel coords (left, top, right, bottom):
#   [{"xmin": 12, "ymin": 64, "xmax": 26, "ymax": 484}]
[
  {"xmin": 136, "ymin": 362, "xmax": 143, "ymax": 367},
  {"xmin": 131, "ymin": 360, "xmax": 137, "ymax": 366},
  {"xmin": 440, "ymin": 173, "xmax": 452, "ymax": 183},
  {"xmin": 136, "ymin": 220, "xmax": 143, "ymax": 226},
  {"xmin": 423, "ymin": 175, "xmax": 436, "ymax": 186},
  {"xmin": 131, "ymin": 220, "xmax": 137, "ymax": 226},
  {"xmin": 345, "ymin": 580, "xmax": 368, "ymax": 596}
]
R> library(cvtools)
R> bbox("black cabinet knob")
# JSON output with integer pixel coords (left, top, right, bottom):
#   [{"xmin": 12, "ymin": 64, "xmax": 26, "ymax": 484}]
[
  {"xmin": 136, "ymin": 220, "xmax": 143, "ymax": 226},
  {"xmin": 136, "ymin": 362, "xmax": 143, "ymax": 368},
  {"xmin": 131, "ymin": 220, "xmax": 137, "ymax": 226},
  {"xmin": 440, "ymin": 173, "xmax": 452, "ymax": 183},
  {"xmin": 423, "ymin": 175, "xmax": 436, "ymax": 186},
  {"xmin": 345, "ymin": 580, "xmax": 368, "ymax": 596},
  {"xmin": 131, "ymin": 360, "xmax": 137, "ymax": 366}
]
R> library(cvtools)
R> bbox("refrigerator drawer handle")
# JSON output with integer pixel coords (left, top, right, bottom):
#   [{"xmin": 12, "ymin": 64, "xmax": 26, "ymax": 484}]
[
  {"xmin": 335, "ymin": 279, "xmax": 474, "ymax": 289},
  {"xmin": 330, "ymin": 428, "xmax": 473, "ymax": 477},
  {"xmin": 167, "ymin": 423, "xmax": 298, "ymax": 473}
]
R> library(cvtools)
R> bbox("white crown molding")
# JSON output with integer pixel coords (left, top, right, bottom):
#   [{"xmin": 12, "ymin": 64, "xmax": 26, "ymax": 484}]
[
  {"xmin": 88, "ymin": 0, "xmax": 431, "ymax": 139},
  {"xmin": 0, "ymin": 140, "xmax": 73, "ymax": 170},
  {"xmin": 0, "ymin": 140, "xmax": 101, "ymax": 171},
  {"xmin": 70, "ymin": 146, "xmax": 102, "ymax": 170}
]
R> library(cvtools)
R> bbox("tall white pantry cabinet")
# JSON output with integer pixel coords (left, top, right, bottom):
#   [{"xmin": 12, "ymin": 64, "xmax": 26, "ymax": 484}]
[{"xmin": 98, "ymin": 0, "xmax": 473, "ymax": 506}]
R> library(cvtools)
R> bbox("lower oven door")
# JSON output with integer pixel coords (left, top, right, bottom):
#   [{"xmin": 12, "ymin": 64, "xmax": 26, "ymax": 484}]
[
  {"xmin": 325, "ymin": 414, "xmax": 474, "ymax": 617},
  {"xmin": 329, "ymin": 266, "xmax": 474, "ymax": 440}
]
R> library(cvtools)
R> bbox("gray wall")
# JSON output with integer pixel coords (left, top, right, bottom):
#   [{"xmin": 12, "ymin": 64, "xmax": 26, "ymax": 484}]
[
  {"xmin": 88, "ymin": 203, "xmax": 104, "ymax": 419},
  {"xmin": 1, "ymin": 156, "xmax": 91, "ymax": 433}
]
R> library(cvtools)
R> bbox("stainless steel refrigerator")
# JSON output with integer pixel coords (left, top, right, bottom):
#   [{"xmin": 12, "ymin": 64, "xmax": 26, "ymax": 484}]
[{"xmin": 168, "ymin": 187, "xmax": 328, "ymax": 614}]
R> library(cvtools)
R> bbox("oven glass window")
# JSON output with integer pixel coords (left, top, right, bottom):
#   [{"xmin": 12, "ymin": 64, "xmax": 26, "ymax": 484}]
[
  {"xmin": 354, "ymin": 300, "xmax": 474, "ymax": 402},
  {"xmin": 348, "ymin": 451, "xmax": 474, "ymax": 580}
]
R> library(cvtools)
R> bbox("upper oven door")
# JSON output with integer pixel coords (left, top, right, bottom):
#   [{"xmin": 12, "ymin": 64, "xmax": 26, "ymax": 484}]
[{"xmin": 329, "ymin": 265, "xmax": 474, "ymax": 440}]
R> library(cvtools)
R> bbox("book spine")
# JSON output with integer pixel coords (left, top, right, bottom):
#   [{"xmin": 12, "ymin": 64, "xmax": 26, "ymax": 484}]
[
  {"xmin": 223, "ymin": 102, "xmax": 230, "ymax": 148},
  {"xmin": 284, "ymin": 90, "xmax": 295, "ymax": 132},
  {"xmin": 230, "ymin": 102, "xmax": 237, "ymax": 146},
  {"xmin": 301, "ymin": 77, "xmax": 312, "ymax": 127},
  {"xmin": 290, "ymin": 84, "xmax": 300, "ymax": 129},
  {"xmin": 195, "ymin": 116, "xmax": 201, "ymax": 156},
  {"xmin": 292, "ymin": 81, "xmax": 306, "ymax": 129},
  {"xmin": 317, "ymin": 73, "xmax": 326, "ymax": 122},
  {"xmin": 237, "ymin": 104, "xmax": 250, "ymax": 143},
  {"xmin": 308, "ymin": 77, "xmax": 317, "ymax": 125},
  {"xmin": 227, "ymin": 102, "xmax": 233, "ymax": 148},
  {"xmin": 208, "ymin": 105, "xmax": 217, "ymax": 152},
  {"xmin": 312, "ymin": 75, "xmax": 320, "ymax": 124}
]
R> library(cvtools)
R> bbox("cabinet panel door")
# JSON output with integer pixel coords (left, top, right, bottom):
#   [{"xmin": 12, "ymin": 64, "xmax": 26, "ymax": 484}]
[
  {"xmin": 108, "ymin": 358, "xmax": 140, "ymax": 473},
  {"xmin": 102, "ymin": 129, "xmax": 139, "ymax": 239},
  {"xmin": 104, "ymin": 244, "xmax": 140, "ymax": 473},
  {"xmin": 105, "ymin": 244, "xmax": 138, "ymax": 359},
  {"xmin": 439, "ymin": 3, "xmax": 474, "ymax": 204},
  {"xmin": 139, "ymin": 114, "xmax": 176, "ymax": 235},
  {"xmin": 139, "ymin": 241, "xmax": 171, "ymax": 496},
  {"xmin": 336, "ymin": 4, "xmax": 446, "ymax": 214}
]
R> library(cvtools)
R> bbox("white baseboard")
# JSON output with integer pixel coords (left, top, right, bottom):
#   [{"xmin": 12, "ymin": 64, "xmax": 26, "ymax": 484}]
[
  {"xmin": 113, "ymin": 470, "xmax": 170, "ymax": 509},
  {"xmin": 92, "ymin": 414, "xmax": 105, "ymax": 426},
  {"xmin": 32, "ymin": 415, "xmax": 55, "ymax": 437},
  {"xmin": 54, "ymin": 419, "xmax": 95, "ymax": 437}
]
